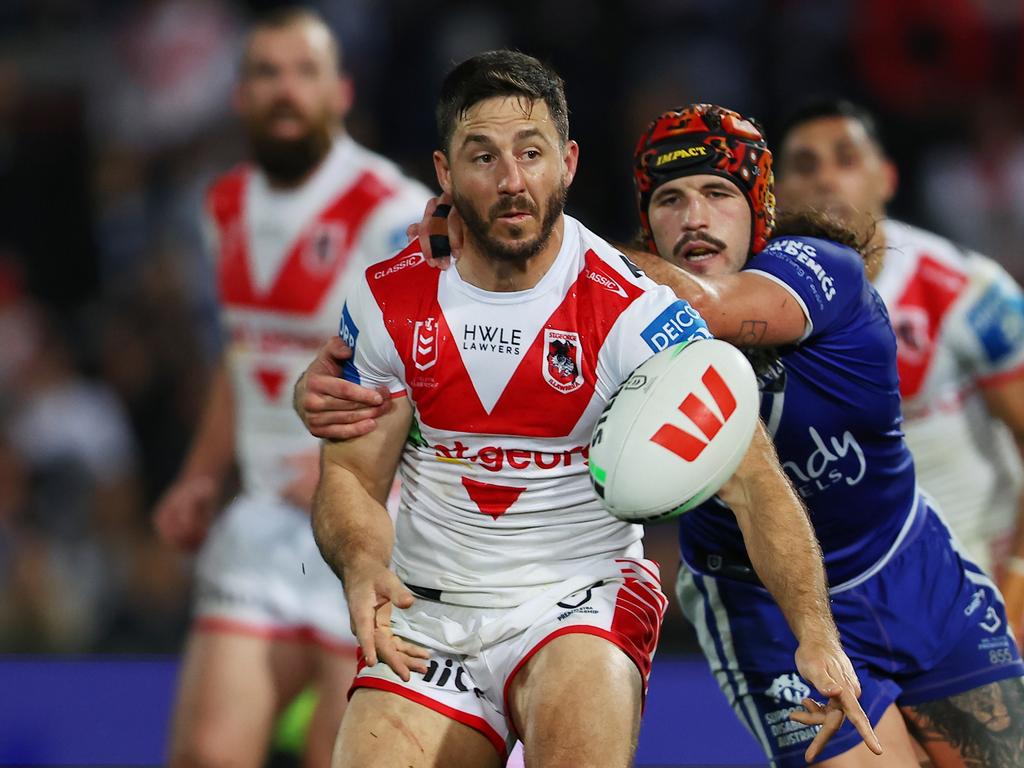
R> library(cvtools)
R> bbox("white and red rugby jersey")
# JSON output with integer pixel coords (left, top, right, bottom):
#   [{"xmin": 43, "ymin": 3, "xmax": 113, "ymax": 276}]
[
  {"xmin": 340, "ymin": 215, "xmax": 712, "ymax": 607},
  {"xmin": 874, "ymin": 219, "xmax": 1024, "ymax": 554},
  {"xmin": 206, "ymin": 136, "xmax": 431, "ymax": 500}
]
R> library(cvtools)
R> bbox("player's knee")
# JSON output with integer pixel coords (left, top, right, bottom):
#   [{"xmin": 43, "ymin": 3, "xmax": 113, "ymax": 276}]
[
  {"xmin": 515, "ymin": 637, "xmax": 640, "ymax": 766},
  {"xmin": 525, "ymin": 737, "xmax": 636, "ymax": 768},
  {"xmin": 169, "ymin": 727, "xmax": 246, "ymax": 768}
]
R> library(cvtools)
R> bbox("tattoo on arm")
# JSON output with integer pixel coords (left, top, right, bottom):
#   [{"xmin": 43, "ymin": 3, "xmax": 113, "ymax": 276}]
[
  {"xmin": 902, "ymin": 677, "xmax": 1024, "ymax": 767},
  {"xmin": 738, "ymin": 320, "xmax": 767, "ymax": 346}
]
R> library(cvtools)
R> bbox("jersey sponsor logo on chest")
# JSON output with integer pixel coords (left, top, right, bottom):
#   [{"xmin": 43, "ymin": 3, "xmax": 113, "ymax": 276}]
[
  {"xmin": 431, "ymin": 438, "xmax": 589, "ymax": 472},
  {"xmin": 544, "ymin": 329, "xmax": 583, "ymax": 393},
  {"xmin": 462, "ymin": 323, "xmax": 523, "ymax": 355},
  {"xmin": 782, "ymin": 427, "xmax": 866, "ymax": 499}
]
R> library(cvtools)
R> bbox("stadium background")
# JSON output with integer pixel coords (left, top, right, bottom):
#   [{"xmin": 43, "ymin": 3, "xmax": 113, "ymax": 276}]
[{"xmin": 2, "ymin": 0, "xmax": 1023, "ymax": 764}]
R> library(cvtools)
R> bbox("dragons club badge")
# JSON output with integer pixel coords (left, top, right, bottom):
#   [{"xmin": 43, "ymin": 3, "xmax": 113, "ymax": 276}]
[{"xmin": 543, "ymin": 328, "xmax": 583, "ymax": 393}]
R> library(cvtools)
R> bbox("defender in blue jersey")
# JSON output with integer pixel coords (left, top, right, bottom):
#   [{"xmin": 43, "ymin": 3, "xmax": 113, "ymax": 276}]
[{"xmin": 629, "ymin": 104, "xmax": 1024, "ymax": 767}]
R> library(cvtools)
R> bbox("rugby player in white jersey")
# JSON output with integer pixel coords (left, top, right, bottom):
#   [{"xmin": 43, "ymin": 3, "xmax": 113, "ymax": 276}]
[
  {"xmin": 311, "ymin": 50, "xmax": 877, "ymax": 768},
  {"xmin": 775, "ymin": 99, "xmax": 1024, "ymax": 636},
  {"xmin": 152, "ymin": 9, "xmax": 429, "ymax": 767}
]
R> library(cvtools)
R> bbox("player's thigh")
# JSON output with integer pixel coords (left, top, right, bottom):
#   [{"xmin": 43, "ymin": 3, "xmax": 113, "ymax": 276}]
[
  {"xmin": 812, "ymin": 704, "xmax": 919, "ymax": 767},
  {"xmin": 303, "ymin": 646, "xmax": 358, "ymax": 768},
  {"xmin": 169, "ymin": 630, "xmax": 313, "ymax": 768},
  {"xmin": 901, "ymin": 676, "xmax": 1024, "ymax": 768},
  {"xmin": 333, "ymin": 688, "xmax": 502, "ymax": 768},
  {"xmin": 507, "ymin": 633, "xmax": 642, "ymax": 768}
]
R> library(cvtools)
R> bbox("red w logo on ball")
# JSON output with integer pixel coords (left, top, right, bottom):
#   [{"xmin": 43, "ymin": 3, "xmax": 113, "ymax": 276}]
[{"xmin": 649, "ymin": 365, "xmax": 736, "ymax": 461}]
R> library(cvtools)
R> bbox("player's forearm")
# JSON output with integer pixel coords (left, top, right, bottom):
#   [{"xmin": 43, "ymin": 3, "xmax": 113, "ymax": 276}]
[
  {"xmin": 620, "ymin": 246, "xmax": 803, "ymax": 346},
  {"xmin": 312, "ymin": 456, "xmax": 394, "ymax": 583},
  {"xmin": 180, "ymin": 362, "xmax": 235, "ymax": 484},
  {"xmin": 722, "ymin": 427, "xmax": 838, "ymax": 644},
  {"xmin": 622, "ymin": 246, "xmax": 712, "ymax": 311}
]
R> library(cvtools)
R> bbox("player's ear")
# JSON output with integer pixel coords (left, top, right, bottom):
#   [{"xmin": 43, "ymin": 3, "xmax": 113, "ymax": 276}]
[
  {"xmin": 562, "ymin": 139, "xmax": 579, "ymax": 188},
  {"xmin": 433, "ymin": 150, "xmax": 452, "ymax": 195},
  {"xmin": 880, "ymin": 157, "xmax": 898, "ymax": 206},
  {"xmin": 333, "ymin": 74, "xmax": 354, "ymax": 120}
]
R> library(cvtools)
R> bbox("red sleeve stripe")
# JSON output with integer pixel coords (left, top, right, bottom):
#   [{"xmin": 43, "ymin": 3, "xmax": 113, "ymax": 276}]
[{"xmin": 977, "ymin": 362, "xmax": 1024, "ymax": 390}]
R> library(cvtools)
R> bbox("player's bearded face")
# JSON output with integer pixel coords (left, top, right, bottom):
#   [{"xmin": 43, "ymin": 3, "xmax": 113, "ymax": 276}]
[
  {"xmin": 453, "ymin": 180, "xmax": 568, "ymax": 266},
  {"xmin": 245, "ymin": 97, "xmax": 333, "ymax": 184}
]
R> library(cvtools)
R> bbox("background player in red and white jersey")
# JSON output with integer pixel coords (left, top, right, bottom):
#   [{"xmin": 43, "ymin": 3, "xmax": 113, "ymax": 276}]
[
  {"xmin": 312, "ymin": 50, "xmax": 875, "ymax": 768},
  {"xmin": 775, "ymin": 99, "xmax": 1024, "ymax": 634},
  {"xmin": 152, "ymin": 9, "xmax": 429, "ymax": 767}
]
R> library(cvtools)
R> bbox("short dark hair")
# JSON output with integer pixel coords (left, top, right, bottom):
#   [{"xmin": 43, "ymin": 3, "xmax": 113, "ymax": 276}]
[
  {"xmin": 436, "ymin": 50, "xmax": 569, "ymax": 152},
  {"xmin": 777, "ymin": 98, "xmax": 885, "ymax": 154},
  {"xmin": 245, "ymin": 6, "xmax": 341, "ymax": 73}
]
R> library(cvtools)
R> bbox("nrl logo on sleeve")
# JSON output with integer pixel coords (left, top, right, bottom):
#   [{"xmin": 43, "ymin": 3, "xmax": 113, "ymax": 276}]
[
  {"xmin": 543, "ymin": 328, "xmax": 583, "ymax": 393},
  {"xmin": 653, "ymin": 144, "xmax": 711, "ymax": 171},
  {"xmin": 413, "ymin": 317, "xmax": 439, "ymax": 371}
]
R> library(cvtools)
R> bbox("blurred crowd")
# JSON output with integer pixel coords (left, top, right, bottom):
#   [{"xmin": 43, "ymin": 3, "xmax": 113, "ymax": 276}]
[{"xmin": 2, "ymin": 0, "xmax": 1024, "ymax": 654}]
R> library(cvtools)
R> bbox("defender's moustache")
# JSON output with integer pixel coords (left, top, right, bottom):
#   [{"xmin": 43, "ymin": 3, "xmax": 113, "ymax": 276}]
[{"xmin": 673, "ymin": 231, "xmax": 729, "ymax": 258}]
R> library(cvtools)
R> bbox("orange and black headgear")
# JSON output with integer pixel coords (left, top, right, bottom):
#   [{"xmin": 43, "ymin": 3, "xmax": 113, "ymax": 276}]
[{"xmin": 633, "ymin": 103, "xmax": 776, "ymax": 254}]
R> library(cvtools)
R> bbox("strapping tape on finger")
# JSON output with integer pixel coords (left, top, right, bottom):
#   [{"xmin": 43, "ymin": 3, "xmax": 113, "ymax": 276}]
[{"xmin": 428, "ymin": 203, "xmax": 452, "ymax": 259}]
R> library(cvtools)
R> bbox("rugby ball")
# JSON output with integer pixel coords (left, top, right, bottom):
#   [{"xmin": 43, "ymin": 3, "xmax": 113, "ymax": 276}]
[{"xmin": 589, "ymin": 339, "xmax": 759, "ymax": 523}]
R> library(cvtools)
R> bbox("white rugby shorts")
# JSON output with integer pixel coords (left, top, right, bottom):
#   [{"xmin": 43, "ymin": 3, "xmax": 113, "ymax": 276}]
[
  {"xmin": 193, "ymin": 493, "xmax": 356, "ymax": 652},
  {"xmin": 351, "ymin": 558, "xmax": 667, "ymax": 757}
]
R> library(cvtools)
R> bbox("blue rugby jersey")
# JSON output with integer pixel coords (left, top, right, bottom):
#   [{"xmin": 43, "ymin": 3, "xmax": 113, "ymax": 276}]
[{"xmin": 678, "ymin": 235, "xmax": 918, "ymax": 586}]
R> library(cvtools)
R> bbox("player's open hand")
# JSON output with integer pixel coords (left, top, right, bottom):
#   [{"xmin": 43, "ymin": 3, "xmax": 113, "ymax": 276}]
[
  {"xmin": 153, "ymin": 475, "xmax": 219, "ymax": 551},
  {"xmin": 792, "ymin": 636, "xmax": 882, "ymax": 763},
  {"xmin": 344, "ymin": 561, "xmax": 429, "ymax": 681},
  {"xmin": 406, "ymin": 194, "xmax": 463, "ymax": 269},
  {"xmin": 294, "ymin": 336, "xmax": 392, "ymax": 440}
]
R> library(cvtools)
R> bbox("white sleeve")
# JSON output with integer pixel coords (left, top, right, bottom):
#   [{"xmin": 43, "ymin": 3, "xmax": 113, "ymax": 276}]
[
  {"xmin": 948, "ymin": 253, "xmax": 1024, "ymax": 381},
  {"xmin": 595, "ymin": 284, "xmax": 713, "ymax": 401},
  {"xmin": 338, "ymin": 270, "xmax": 407, "ymax": 396},
  {"xmin": 354, "ymin": 182, "xmax": 433, "ymax": 266}
]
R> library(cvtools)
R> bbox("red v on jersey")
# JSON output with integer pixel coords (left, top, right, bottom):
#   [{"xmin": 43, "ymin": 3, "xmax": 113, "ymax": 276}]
[
  {"xmin": 209, "ymin": 167, "xmax": 395, "ymax": 315},
  {"xmin": 253, "ymin": 366, "xmax": 287, "ymax": 401},
  {"xmin": 461, "ymin": 477, "xmax": 526, "ymax": 520},
  {"xmin": 367, "ymin": 248, "xmax": 644, "ymax": 438},
  {"xmin": 892, "ymin": 254, "xmax": 967, "ymax": 398}
]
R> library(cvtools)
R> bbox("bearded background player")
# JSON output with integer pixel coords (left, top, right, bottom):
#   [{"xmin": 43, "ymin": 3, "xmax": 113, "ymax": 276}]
[
  {"xmin": 152, "ymin": 8, "xmax": 429, "ymax": 767},
  {"xmin": 311, "ymin": 51, "xmax": 876, "ymax": 768},
  {"xmin": 774, "ymin": 98, "xmax": 1024, "ymax": 635}
]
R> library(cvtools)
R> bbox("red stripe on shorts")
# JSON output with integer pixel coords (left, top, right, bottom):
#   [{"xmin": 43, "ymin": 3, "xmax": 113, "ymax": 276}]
[
  {"xmin": 194, "ymin": 617, "xmax": 358, "ymax": 657},
  {"xmin": 351, "ymin": 677, "xmax": 506, "ymax": 758},
  {"xmin": 501, "ymin": 586, "xmax": 665, "ymax": 741}
]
